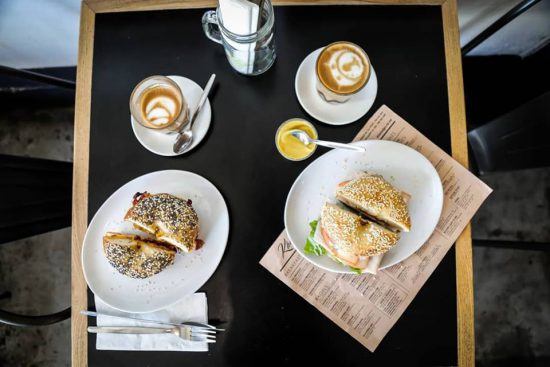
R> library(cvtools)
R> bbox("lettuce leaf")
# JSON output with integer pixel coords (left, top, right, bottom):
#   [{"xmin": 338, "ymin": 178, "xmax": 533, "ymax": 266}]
[
  {"xmin": 305, "ymin": 237, "xmax": 325, "ymax": 256},
  {"xmin": 304, "ymin": 219, "xmax": 326, "ymax": 256},
  {"xmin": 303, "ymin": 220, "xmax": 364, "ymax": 274}
]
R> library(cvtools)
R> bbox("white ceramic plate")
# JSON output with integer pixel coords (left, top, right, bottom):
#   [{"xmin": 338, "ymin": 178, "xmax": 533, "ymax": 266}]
[
  {"xmin": 295, "ymin": 48, "xmax": 378, "ymax": 125},
  {"xmin": 131, "ymin": 75, "xmax": 211, "ymax": 156},
  {"xmin": 82, "ymin": 170, "xmax": 229, "ymax": 313},
  {"xmin": 285, "ymin": 140, "xmax": 443, "ymax": 273}
]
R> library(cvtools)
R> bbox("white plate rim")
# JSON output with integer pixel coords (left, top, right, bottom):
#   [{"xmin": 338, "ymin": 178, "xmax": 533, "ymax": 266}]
[
  {"xmin": 284, "ymin": 140, "xmax": 443, "ymax": 273},
  {"xmin": 81, "ymin": 169, "xmax": 229, "ymax": 312}
]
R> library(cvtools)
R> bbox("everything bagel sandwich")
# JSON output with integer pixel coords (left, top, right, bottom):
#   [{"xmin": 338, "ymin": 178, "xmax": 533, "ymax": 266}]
[
  {"xmin": 103, "ymin": 232, "xmax": 176, "ymax": 279},
  {"xmin": 125, "ymin": 192, "xmax": 201, "ymax": 252}
]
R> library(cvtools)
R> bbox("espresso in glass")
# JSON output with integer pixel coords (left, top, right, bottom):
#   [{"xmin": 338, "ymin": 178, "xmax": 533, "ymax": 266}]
[
  {"xmin": 130, "ymin": 76, "xmax": 189, "ymax": 133},
  {"xmin": 315, "ymin": 42, "xmax": 370, "ymax": 103}
]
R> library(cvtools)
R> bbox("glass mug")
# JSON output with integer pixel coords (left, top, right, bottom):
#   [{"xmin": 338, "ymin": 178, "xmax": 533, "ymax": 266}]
[
  {"xmin": 202, "ymin": 0, "xmax": 276, "ymax": 76},
  {"xmin": 130, "ymin": 75, "xmax": 189, "ymax": 134}
]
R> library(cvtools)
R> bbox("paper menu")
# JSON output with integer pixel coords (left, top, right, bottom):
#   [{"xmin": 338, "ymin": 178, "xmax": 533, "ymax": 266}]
[{"xmin": 259, "ymin": 105, "xmax": 492, "ymax": 352}]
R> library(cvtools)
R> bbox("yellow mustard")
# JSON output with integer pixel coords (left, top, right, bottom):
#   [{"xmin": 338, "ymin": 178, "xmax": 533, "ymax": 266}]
[{"xmin": 275, "ymin": 119, "xmax": 318, "ymax": 161}]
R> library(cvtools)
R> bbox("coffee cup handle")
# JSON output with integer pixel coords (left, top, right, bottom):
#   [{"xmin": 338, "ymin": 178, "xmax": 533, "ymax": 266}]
[{"xmin": 202, "ymin": 11, "xmax": 223, "ymax": 45}]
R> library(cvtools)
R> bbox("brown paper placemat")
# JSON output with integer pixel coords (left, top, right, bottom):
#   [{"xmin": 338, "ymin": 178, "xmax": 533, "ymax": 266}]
[{"xmin": 260, "ymin": 105, "xmax": 492, "ymax": 352}]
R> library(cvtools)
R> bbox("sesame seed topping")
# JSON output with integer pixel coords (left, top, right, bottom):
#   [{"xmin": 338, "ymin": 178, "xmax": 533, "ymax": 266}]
[
  {"xmin": 125, "ymin": 193, "xmax": 200, "ymax": 251},
  {"xmin": 103, "ymin": 233, "xmax": 176, "ymax": 279},
  {"xmin": 321, "ymin": 203, "xmax": 400, "ymax": 256},
  {"xmin": 335, "ymin": 173, "xmax": 411, "ymax": 231}
]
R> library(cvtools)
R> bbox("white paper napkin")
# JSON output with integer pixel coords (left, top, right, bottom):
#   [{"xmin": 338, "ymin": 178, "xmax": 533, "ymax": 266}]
[
  {"xmin": 219, "ymin": 0, "xmax": 259, "ymax": 74},
  {"xmin": 94, "ymin": 293, "xmax": 208, "ymax": 352}
]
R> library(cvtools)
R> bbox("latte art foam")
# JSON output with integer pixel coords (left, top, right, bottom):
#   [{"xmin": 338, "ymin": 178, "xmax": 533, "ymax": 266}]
[
  {"xmin": 140, "ymin": 85, "xmax": 183, "ymax": 128},
  {"xmin": 332, "ymin": 50, "xmax": 364, "ymax": 85},
  {"xmin": 316, "ymin": 42, "xmax": 370, "ymax": 94}
]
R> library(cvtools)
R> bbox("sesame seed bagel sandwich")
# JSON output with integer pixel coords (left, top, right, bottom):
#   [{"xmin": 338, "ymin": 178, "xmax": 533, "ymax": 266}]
[
  {"xmin": 304, "ymin": 173, "xmax": 411, "ymax": 274},
  {"xmin": 336, "ymin": 173, "xmax": 411, "ymax": 232},
  {"xmin": 317, "ymin": 203, "xmax": 400, "ymax": 271},
  {"xmin": 124, "ymin": 192, "xmax": 201, "ymax": 252}
]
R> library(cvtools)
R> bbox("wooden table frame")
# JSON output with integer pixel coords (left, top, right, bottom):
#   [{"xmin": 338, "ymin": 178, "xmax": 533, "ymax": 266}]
[{"xmin": 72, "ymin": 0, "xmax": 473, "ymax": 366}]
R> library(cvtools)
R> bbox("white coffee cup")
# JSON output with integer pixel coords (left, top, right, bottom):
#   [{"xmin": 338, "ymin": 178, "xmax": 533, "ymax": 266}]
[{"xmin": 315, "ymin": 41, "xmax": 371, "ymax": 103}]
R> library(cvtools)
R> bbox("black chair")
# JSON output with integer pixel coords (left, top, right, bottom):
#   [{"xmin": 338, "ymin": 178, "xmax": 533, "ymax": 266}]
[
  {"xmin": 0, "ymin": 307, "xmax": 71, "ymax": 327},
  {"xmin": 468, "ymin": 91, "xmax": 550, "ymax": 175},
  {"xmin": 0, "ymin": 65, "xmax": 75, "ymax": 111},
  {"xmin": 467, "ymin": 92, "xmax": 550, "ymax": 251},
  {"xmin": 0, "ymin": 154, "xmax": 72, "ymax": 326}
]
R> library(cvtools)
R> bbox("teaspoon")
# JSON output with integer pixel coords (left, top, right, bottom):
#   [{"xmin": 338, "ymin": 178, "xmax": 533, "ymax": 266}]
[
  {"xmin": 173, "ymin": 74, "xmax": 216, "ymax": 154},
  {"xmin": 290, "ymin": 130, "xmax": 365, "ymax": 152}
]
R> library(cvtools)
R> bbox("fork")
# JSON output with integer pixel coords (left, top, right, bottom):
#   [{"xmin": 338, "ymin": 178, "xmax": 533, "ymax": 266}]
[{"xmin": 87, "ymin": 325, "xmax": 216, "ymax": 343}]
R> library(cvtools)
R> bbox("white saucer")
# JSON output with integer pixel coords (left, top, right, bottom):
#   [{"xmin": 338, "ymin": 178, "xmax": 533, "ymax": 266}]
[
  {"xmin": 295, "ymin": 48, "xmax": 378, "ymax": 126},
  {"xmin": 131, "ymin": 75, "xmax": 211, "ymax": 156}
]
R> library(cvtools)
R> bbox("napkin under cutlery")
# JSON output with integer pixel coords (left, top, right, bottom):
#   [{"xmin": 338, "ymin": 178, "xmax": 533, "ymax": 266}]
[{"xmin": 94, "ymin": 293, "xmax": 208, "ymax": 352}]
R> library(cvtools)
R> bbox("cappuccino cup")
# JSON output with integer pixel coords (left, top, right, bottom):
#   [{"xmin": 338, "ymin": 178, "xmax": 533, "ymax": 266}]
[
  {"xmin": 315, "ymin": 42, "xmax": 371, "ymax": 103},
  {"xmin": 130, "ymin": 76, "xmax": 189, "ymax": 134}
]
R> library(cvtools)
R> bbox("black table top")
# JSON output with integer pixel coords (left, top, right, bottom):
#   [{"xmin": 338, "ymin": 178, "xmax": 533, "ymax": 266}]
[{"xmin": 88, "ymin": 5, "xmax": 456, "ymax": 366}]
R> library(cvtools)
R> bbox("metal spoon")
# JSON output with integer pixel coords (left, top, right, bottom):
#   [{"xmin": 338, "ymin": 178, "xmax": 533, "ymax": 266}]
[
  {"xmin": 173, "ymin": 74, "xmax": 216, "ymax": 154},
  {"xmin": 290, "ymin": 130, "xmax": 366, "ymax": 152}
]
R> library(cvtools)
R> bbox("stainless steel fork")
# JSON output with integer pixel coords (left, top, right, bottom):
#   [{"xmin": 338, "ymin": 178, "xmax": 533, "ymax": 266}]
[{"xmin": 87, "ymin": 325, "xmax": 216, "ymax": 343}]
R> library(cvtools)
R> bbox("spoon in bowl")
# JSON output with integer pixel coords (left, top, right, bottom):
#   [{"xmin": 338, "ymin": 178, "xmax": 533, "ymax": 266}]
[
  {"xmin": 173, "ymin": 74, "xmax": 216, "ymax": 154},
  {"xmin": 290, "ymin": 130, "xmax": 366, "ymax": 152}
]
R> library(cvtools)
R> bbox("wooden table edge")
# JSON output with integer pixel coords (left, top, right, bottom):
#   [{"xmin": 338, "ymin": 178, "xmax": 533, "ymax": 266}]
[
  {"xmin": 71, "ymin": 1, "xmax": 474, "ymax": 366},
  {"xmin": 72, "ymin": 2, "xmax": 94, "ymax": 367},
  {"xmin": 441, "ymin": 1, "xmax": 475, "ymax": 366},
  {"xmin": 84, "ymin": 0, "xmax": 447, "ymax": 13}
]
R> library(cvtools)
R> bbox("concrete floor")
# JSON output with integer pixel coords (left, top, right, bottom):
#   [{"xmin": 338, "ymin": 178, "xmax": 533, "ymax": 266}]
[
  {"xmin": 0, "ymin": 107, "xmax": 549, "ymax": 366},
  {"xmin": 473, "ymin": 247, "xmax": 550, "ymax": 366},
  {"xmin": 0, "ymin": 108, "xmax": 73, "ymax": 367},
  {"xmin": 472, "ymin": 168, "xmax": 550, "ymax": 243}
]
